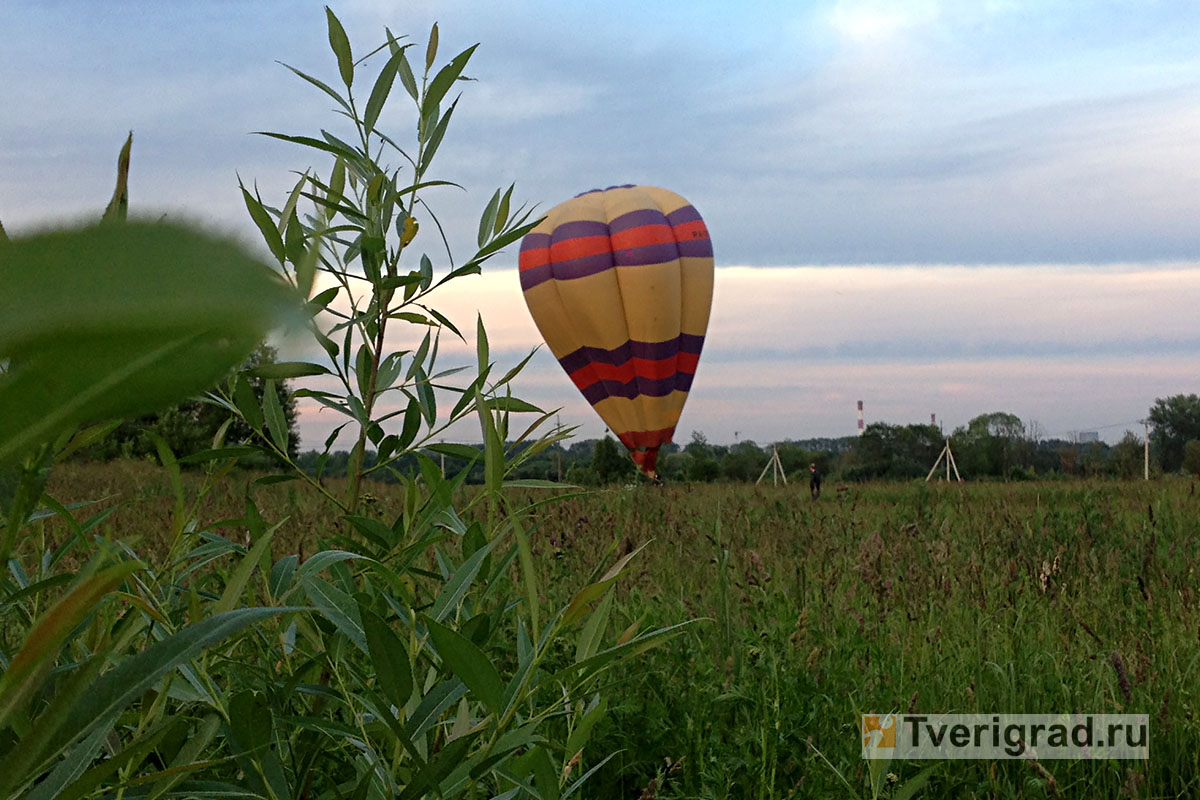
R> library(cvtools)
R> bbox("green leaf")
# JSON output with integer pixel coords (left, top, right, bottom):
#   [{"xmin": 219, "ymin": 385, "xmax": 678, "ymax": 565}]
[
  {"xmin": 476, "ymin": 389, "xmax": 503, "ymax": 494},
  {"xmin": 423, "ymin": 616, "xmax": 504, "ymax": 715},
  {"xmin": 418, "ymin": 97, "xmax": 459, "ymax": 175},
  {"xmin": 249, "ymin": 360, "xmax": 331, "ymax": 379},
  {"xmin": 213, "ymin": 527, "xmax": 276, "ymax": 614},
  {"xmin": 429, "ymin": 536, "xmax": 501, "ymax": 622},
  {"xmin": 475, "ymin": 313, "xmax": 489, "ymax": 376},
  {"xmin": 233, "ymin": 374, "xmax": 264, "ymax": 431},
  {"xmin": 427, "ymin": 442, "xmax": 480, "ymax": 462},
  {"xmin": 424, "ymin": 22, "xmax": 438, "ymax": 71},
  {"xmin": 361, "ymin": 609, "xmax": 414, "ymax": 708},
  {"xmin": 398, "ymin": 398, "xmax": 422, "ymax": 450},
  {"xmin": 24, "ymin": 712, "xmax": 116, "ymax": 800},
  {"xmin": 101, "ymin": 132, "xmax": 132, "ymax": 224},
  {"xmin": 240, "ymin": 181, "xmax": 286, "ymax": 264},
  {"xmin": 0, "ymin": 563, "xmax": 138, "ymax": 732},
  {"xmin": 395, "ymin": 44, "xmax": 419, "ymax": 102},
  {"xmin": 13, "ymin": 608, "xmax": 295, "ymax": 785},
  {"xmin": 303, "ymin": 575, "xmax": 366, "ymax": 651},
  {"xmin": 893, "ymin": 764, "xmax": 941, "ymax": 800},
  {"xmin": 50, "ymin": 716, "xmax": 184, "ymax": 800},
  {"xmin": 487, "ymin": 396, "xmax": 542, "ymax": 413},
  {"xmin": 415, "ymin": 367, "xmax": 436, "ymax": 426},
  {"xmin": 262, "ymin": 378, "xmax": 289, "ymax": 453},
  {"xmin": 325, "ymin": 6, "xmax": 354, "ymax": 87},
  {"xmin": 56, "ymin": 420, "xmax": 122, "ymax": 461},
  {"xmin": 0, "ymin": 222, "xmax": 299, "ymax": 465},
  {"xmin": 365, "ymin": 45, "xmax": 409, "ymax": 133},
  {"xmin": 495, "ymin": 184, "xmax": 513, "ymax": 236},
  {"xmin": 564, "ymin": 697, "xmax": 608, "ymax": 764},
  {"xmin": 502, "ymin": 479, "xmax": 568, "ymax": 489},
  {"xmin": 575, "ymin": 589, "xmax": 613, "ymax": 662},
  {"xmin": 255, "ymin": 131, "xmax": 360, "ymax": 163},
  {"xmin": 277, "ymin": 62, "xmax": 351, "ymax": 114},
  {"xmin": 477, "ymin": 188, "xmax": 501, "ymax": 249},
  {"xmin": 283, "ymin": 207, "xmax": 306, "ymax": 266},
  {"xmin": 421, "ymin": 44, "xmax": 477, "ymax": 121}
]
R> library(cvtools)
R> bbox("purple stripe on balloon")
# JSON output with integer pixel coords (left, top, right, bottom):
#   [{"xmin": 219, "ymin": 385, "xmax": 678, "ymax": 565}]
[
  {"xmin": 558, "ymin": 334, "xmax": 705, "ymax": 373},
  {"xmin": 519, "ymin": 264, "xmax": 553, "ymax": 291},
  {"xmin": 609, "ymin": 208, "xmax": 668, "ymax": 234},
  {"xmin": 677, "ymin": 239, "xmax": 714, "ymax": 258},
  {"xmin": 549, "ymin": 251, "xmax": 615, "ymax": 281},
  {"xmin": 580, "ymin": 371, "xmax": 695, "ymax": 404},
  {"xmin": 574, "ymin": 184, "xmax": 635, "ymax": 198},
  {"xmin": 552, "ymin": 220, "xmax": 611, "ymax": 241},
  {"xmin": 613, "ymin": 241, "xmax": 678, "ymax": 267},
  {"xmin": 666, "ymin": 205, "xmax": 702, "ymax": 225},
  {"xmin": 520, "ymin": 232, "xmax": 551, "ymax": 252}
]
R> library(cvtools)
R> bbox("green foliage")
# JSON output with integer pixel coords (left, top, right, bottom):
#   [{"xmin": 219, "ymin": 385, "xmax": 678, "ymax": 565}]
[
  {"xmin": 83, "ymin": 343, "xmax": 300, "ymax": 463},
  {"xmin": 1109, "ymin": 430, "xmax": 1144, "ymax": 479},
  {"xmin": 844, "ymin": 422, "xmax": 942, "ymax": 481},
  {"xmin": 1, "ymin": 10, "xmax": 678, "ymax": 800},
  {"xmin": 592, "ymin": 434, "xmax": 634, "ymax": 484},
  {"xmin": 0, "ymin": 222, "xmax": 299, "ymax": 470},
  {"xmin": 524, "ymin": 481, "xmax": 1198, "ymax": 798},
  {"xmin": 950, "ymin": 412, "xmax": 1025, "ymax": 478},
  {"xmin": 1182, "ymin": 439, "xmax": 1200, "ymax": 476},
  {"xmin": 1149, "ymin": 393, "xmax": 1200, "ymax": 472}
]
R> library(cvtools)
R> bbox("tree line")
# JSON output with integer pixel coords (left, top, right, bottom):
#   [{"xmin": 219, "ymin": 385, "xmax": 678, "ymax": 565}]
[{"xmin": 78, "ymin": 381, "xmax": 1200, "ymax": 485}]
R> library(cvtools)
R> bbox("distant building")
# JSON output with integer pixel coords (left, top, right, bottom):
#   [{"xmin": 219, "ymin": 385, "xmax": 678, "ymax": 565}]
[{"xmin": 1078, "ymin": 431, "xmax": 1100, "ymax": 443}]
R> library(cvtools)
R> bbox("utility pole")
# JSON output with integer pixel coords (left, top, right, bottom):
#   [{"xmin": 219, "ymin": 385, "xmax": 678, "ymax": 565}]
[{"xmin": 1142, "ymin": 419, "xmax": 1150, "ymax": 481}]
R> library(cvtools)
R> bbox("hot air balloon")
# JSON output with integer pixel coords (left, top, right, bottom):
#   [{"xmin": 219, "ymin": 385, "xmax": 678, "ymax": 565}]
[{"xmin": 519, "ymin": 185, "xmax": 714, "ymax": 478}]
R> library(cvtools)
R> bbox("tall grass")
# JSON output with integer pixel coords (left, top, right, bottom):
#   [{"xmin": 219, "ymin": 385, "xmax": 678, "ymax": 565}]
[{"xmin": 35, "ymin": 468, "xmax": 1199, "ymax": 797}]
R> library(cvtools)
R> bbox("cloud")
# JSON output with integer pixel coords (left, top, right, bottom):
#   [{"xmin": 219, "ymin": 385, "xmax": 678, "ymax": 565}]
[{"xmin": 287, "ymin": 263, "xmax": 1198, "ymax": 448}]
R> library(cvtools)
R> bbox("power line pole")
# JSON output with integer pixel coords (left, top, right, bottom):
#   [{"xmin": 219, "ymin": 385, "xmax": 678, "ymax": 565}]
[{"xmin": 1141, "ymin": 419, "xmax": 1150, "ymax": 481}]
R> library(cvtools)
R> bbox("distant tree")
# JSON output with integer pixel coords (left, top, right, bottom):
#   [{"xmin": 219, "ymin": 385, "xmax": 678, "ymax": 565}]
[
  {"xmin": 722, "ymin": 441, "xmax": 765, "ymax": 482},
  {"xmin": 1182, "ymin": 440, "xmax": 1200, "ymax": 477},
  {"xmin": 565, "ymin": 463, "xmax": 600, "ymax": 486},
  {"xmin": 1149, "ymin": 394, "xmax": 1200, "ymax": 472},
  {"xmin": 845, "ymin": 422, "xmax": 941, "ymax": 480},
  {"xmin": 658, "ymin": 450, "xmax": 692, "ymax": 483},
  {"xmin": 952, "ymin": 412, "xmax": 1025, "ymax": 478},
  {"xmin": 1109, "ymin": 431, "xmax": 1143, "ymax": 479},
  {"xmin": 592, "ymin": 434, "xmax": 634, "ymax": 484},
  {"xmin": 83, "ymin": 342, "xmax": 299, "ymax": 461},
  {"xmin": 684, "ymin": 430, "xmax": 720, "ymax": 481},
  {"xmin": 1080, "ymin": 441, "xmax": 1111, "ymax": 477},
  {"xmin": 1056, "ymin": 443, "xmax": 1078, "ymax": 475}
]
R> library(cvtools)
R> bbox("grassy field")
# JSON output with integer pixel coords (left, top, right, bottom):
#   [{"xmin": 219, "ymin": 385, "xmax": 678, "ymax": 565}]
[{"xmin": 38, "ymin": 462, "xmax": 1200, "ymax": 798}]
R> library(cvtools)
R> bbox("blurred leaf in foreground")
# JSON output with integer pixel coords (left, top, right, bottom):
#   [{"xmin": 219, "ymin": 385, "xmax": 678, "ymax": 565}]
[{"xmin": 0, "ymin": 221, "xmax": 302, "ymax": 465}]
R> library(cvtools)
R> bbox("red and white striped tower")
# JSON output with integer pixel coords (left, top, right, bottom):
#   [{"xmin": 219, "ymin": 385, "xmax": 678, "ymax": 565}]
[
  {"xmin": 931, "ymin": 413, "xmax": 936, "ymax": 426},
  {"xmin": 857, "ymin": 400, "xmax": 864, "ymax": 434}
]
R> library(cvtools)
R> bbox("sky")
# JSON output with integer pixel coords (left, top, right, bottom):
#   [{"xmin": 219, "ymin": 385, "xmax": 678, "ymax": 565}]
[{"xmin": 3, "ymin": 0, "xmax": 1198, "ymax": 447}]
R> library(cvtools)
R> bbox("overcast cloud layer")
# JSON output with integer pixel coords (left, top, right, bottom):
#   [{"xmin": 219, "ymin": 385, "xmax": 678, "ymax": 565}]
[{"xmin": 3, "ymin": 0, "xmax": 1196, "ymax": 446}]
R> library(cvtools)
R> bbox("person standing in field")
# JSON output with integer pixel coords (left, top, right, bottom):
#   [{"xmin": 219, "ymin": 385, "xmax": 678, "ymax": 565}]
[{"xmin": 809, "ymin": 463, "xmax": 822, "ymax": 499}]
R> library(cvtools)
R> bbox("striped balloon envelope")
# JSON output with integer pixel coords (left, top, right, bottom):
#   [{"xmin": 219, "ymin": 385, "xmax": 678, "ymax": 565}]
[{"xmin": 518, "ymin": 185, "xmax": 714, "ymax": 478}]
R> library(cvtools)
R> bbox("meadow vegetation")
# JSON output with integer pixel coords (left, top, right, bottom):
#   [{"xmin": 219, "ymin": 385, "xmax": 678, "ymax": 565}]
[
  {"xmin": 2, "ymin": 7, "xmax": 1195, "ymax": 800},
  {"xmin": 28, "ymin": 464, "xmax": 1200, "ymax": 798}
]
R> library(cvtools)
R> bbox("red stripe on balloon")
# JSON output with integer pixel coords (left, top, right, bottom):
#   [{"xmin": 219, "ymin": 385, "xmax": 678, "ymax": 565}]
[
  {"xmin": 611, "ymin": 223, "xmax": 675, "ymax": 251},
  {"xmin": 568, "ymin": 352, "xmax": 699, "ymax": 392},
  {"xmin": 550, "ymin": 234, "xmax": 612, "ymax": 263},
  {"xmin": 670, "ymin": 218, "xmax": 709, "ymax": 243},
  {"xmin": 618, "ymin": 426, "xmax": 676, "ymax": 451}
]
